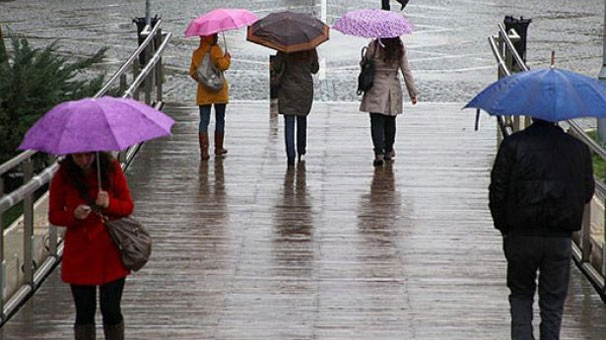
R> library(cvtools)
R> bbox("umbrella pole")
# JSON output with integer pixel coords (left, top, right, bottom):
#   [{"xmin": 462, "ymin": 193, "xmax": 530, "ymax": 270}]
[
  {"xmin": 96, "ymin": 151, "xmax": 102, "ymax": 191},
  {"xmin": 223, "ymin": 32, "xmax": 228, "ymax": 53}
]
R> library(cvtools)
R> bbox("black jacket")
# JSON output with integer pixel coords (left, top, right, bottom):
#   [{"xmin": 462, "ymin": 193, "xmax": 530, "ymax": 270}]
[{"xmin": 489, "ymin": 121, "xmax": 594, "ymax": 237}]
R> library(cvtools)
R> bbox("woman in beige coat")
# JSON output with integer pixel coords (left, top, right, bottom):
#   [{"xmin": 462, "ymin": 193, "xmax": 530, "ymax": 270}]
[{"xmin": 360, "ymin": 37, "xmax": 418, "ymax": 166}]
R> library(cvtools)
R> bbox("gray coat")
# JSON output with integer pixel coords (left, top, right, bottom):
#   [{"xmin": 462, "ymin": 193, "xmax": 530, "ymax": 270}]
[
  {"xmin": 274, "ymin": 50, "xmax": 319, "ymax": 116},
  {"xmin": 359, "ymin": 40, "xmax": 417, "ymax": 115}
]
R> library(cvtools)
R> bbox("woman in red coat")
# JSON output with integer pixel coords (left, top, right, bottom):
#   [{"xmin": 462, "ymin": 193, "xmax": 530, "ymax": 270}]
[{"xmin": 49, "ymin": 152, "xmax": 133, "ymax": 340}]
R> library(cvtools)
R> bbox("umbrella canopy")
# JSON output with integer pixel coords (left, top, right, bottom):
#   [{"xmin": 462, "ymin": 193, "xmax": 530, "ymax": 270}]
[
  {"xmin": 184, "ymin": 8, "xmax": 258, "ymax": 37},
  {"xmin": 332, "ymin": 9, "xmax": 413, "ymax": 38},
  {"xmin": 18, "ymin": 96, "xmax": 174, "ymax": 154},
  {"xmin": 464, "ymin": 68, "xmax": 606, "ymax": 122},
  {"xmin": 246, "ymin": 11, "xmax": 329, "ymax": 53}
]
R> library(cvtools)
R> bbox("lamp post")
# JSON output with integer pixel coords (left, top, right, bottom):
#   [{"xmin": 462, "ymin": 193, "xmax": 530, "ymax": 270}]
[
  {"xmin": 597, "ymin": 0, "xmax": 606, "ymax": 140},
  {"xmin": 145, "ymin": 0, "xmax": 151, "ymax": 25}
]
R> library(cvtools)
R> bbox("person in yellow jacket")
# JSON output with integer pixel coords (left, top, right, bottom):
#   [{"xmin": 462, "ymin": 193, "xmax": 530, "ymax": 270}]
[{"xmin": 189, "ymin": 34, "xmax": 231, "ymax": 160}]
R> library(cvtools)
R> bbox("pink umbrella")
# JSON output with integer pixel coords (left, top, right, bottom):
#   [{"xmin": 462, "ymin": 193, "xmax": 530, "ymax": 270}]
[
  {"xmin": 184, "ymin": 8, "xmax": 258, "ymax": 37},
  {"xmin": 333, "ymin": 9, "xmax": 413, "ymax": 38}
]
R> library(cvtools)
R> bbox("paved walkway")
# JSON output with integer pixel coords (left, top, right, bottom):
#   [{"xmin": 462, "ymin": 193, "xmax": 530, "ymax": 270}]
[{"xmin": 1, "ymin": 102, "xmax": 605, "ymax": 339}]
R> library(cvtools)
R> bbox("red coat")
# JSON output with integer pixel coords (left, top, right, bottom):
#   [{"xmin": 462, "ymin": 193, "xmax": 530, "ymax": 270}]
[{"xmin": 49, "ymin": 161, "xmax": 133, "ymax": 285}]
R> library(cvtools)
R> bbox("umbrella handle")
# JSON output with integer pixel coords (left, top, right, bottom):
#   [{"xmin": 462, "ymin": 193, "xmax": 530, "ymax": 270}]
[
  {"xmin": 223, "ymin": 33, "xmax": 228, "ymax": 54},
  {"xmin": 474, "ymin": 109, "xmax": 480, "ymax": 131}
]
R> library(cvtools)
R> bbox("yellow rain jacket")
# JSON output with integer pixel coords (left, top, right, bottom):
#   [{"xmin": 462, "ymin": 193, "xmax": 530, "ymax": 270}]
[{"xmin": 189, "ymin": 36, "xmax": 231, "ymax": 105}]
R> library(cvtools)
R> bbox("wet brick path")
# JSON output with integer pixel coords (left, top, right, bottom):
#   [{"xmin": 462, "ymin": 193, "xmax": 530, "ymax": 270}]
[{"xmin": 1, "ymin": 102, "xmax": 605, "ymax": 339}]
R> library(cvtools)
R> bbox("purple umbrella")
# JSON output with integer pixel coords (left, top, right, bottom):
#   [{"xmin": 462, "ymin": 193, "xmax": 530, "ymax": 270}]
[
  {"xmin": 332, "ymin": 9, "xmax": 413, "ymax": 38},
  {"xmin": 18, "ymin": 96, "xmax": 174, "ymax": 154}
]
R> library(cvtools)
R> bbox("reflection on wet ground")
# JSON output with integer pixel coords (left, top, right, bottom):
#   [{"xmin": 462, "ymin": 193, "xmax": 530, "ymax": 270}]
[{"xmin": 2, "ymin": 102, "xmax": 606, "ymax": 338}]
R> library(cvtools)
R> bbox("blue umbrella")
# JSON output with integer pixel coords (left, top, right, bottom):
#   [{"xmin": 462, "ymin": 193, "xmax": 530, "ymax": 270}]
[{"xmin": 465, "ymin": 67, "xmax": 606, "ymax": 122}]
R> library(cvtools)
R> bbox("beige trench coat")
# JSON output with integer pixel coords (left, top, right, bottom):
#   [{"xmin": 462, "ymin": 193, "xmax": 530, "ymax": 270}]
[{"xmin": 359, "ymin": 40, "xmax": 417, "ymax": 115}]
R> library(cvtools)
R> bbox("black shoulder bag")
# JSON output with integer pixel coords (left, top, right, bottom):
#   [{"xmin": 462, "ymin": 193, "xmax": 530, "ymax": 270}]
[{"xmin": 357, "ymin": 42, "xmax": 377, "ymax": 95}]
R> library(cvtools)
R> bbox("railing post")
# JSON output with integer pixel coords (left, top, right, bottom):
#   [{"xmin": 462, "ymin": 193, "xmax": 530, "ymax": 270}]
[
  {"xmin": 119, "ymin": 74, "xmax": 127, "ymax": 94},
  {"xmin": 155, "ymin": 31, "xmax": 164, "ymax": 104},
  {"xmin": 144, "ymin": 42, "xmax": 155, "ymax": 105},
  {"xmin": 581, "ymin": 202, "xmax": 592, "ymax": 263},
  {"xmin": 22, "ymin": 159, "xmax": 34, "ymax": 287},
  {"xmin": 133, "ymin": 58, "xmax": 141, "ymax": 101},
  {"xmin": 0, "ymin": 177, "xmax": 5, "ymax": 322}
]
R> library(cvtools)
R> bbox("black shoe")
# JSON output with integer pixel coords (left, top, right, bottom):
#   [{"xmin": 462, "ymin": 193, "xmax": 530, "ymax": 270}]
[
  {"xmin": 373, "ymin": 154, "xmax": 385, "ymax": 167},
  {"xmin": 287, "ymin": 158, "xmax": 295, "ymax": 166},
  {"xmin": 297, "ymin": 153, "xmax": 306, "ymax": 163}
]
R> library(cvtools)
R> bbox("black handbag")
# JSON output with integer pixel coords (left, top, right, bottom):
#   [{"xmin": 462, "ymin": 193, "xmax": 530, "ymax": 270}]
[{"xmin": 357, "ymin": 43, "xmax": 377, "ymax": 95}]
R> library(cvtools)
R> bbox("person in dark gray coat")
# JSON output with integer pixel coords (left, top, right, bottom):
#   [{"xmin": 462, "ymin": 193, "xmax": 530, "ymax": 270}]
[
  {"xmin": 273, "ymin": 49, "xmax": 319, "ymax": 166},
  {"xmin": 489, "ymin": 119, "xmax": 595, "ymax": 340}
]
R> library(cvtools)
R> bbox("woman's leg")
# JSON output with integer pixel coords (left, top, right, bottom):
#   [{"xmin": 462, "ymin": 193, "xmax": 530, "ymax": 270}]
[
  {"xmin": 284, "ymin": 115, "xmax": 296, "ymax": 165},
  {"xmin": 384, "ymin": 115, "xmax": 396, "ymax": 160},
  {"xmin": 296, "ymin": 116, "xmax": 307, "ymax": 161},
  {"xmin": 214, "ymin": 104, "xmax": 228, "ymax": 156},
  {"xmin": 70, "ymin": 284, "xmax": 97, "ymax": 339},
  {"xmin": 370, "ymin": 113, "xmax": 386, "ymax": 166},
  {"xmin": 100, "ymin": 278, "xmax": 126, "ymax": 340},
  {"xmin": 198, "ymin": 105, "xmax": 212, "ymax": 160}
]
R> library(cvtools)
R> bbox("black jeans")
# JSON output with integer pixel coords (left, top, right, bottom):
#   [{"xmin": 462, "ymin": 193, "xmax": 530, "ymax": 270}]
[
  {"xmin": 370, "ymin": 113, "xmax": 396, "ymax": 156},
  {"xmin": 284, "ymin": 115, "xmax": 307, "ymax": 161},
  {"xmin": 381, "ymin": 0, "xmax": 390, "ymax": 10},
  {"xmin": 70, "ymin": 278, "xmax": 125, "ymax": 325},
  {"xmin": 504, "ymin": 235, "xmax": 571, "ymax": 340}
]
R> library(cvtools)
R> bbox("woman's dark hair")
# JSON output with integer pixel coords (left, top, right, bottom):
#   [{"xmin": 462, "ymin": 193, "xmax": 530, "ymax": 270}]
[
  {"xmin": 379, "ymin": 37, "xmax": 404, "ymax": 64},
  {"xmin": 59, "ymin": 152, "xmax": 116, "ymax": 200}
]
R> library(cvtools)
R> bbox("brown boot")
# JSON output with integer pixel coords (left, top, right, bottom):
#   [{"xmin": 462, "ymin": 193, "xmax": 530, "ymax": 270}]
[
  {"xmin": 103, "ymin": 321, "xmax": 124, "ymax": 340},
  {"xmin": 74, "ymin": 324, "xmax": 96, "ymax": 340},
  {"xmin": 199, "ymin": 133, "xmax": 210, "ymax": 160},
  {"xmin": 214, "ymin": 132, "xmax": 228, "ymax": 157}
]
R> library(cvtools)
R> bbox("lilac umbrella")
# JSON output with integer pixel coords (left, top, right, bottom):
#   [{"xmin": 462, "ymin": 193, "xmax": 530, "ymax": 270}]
[
  {"xmin": 184, "ymin": 8, "xmax": 258, "ymax": 37},
  {"xmin": 18, "ymin": 96, "xmax": 174, "ymax": 155},
  {"xmin": 332, "ymin": 9, "xmax": 413, "ymax": 38}
]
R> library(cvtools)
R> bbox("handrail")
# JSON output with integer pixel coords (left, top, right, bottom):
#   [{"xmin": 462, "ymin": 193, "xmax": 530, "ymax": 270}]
[
  {"xmin": 124, "ymin": 31, "xmax": 172, "ymax": 98},
  {"xmin": 0, "ymin": 19, "xmax": 171, "ymax": 325},
  {"xmin": 95, "ymin": 20, "xmax": 163, "ymax": 98},
  {"xmin": 498, "ymin": 24, "xmax": 529, "ymax": 72}
]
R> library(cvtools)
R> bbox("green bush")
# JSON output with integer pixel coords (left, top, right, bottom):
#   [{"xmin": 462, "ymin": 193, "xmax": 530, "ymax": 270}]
[{"xmin": 0, "ymin": 33, "xmax": 108, "ymax": 164}]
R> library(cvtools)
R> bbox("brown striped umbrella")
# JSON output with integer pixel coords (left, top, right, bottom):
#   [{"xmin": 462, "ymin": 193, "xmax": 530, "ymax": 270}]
[{"xmin": 246, "ymin": 11, "xmax": 329, "ymax": 53}]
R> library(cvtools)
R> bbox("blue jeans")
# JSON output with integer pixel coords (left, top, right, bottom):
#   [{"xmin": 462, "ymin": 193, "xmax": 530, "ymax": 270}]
[
  {"xmin": 284, "ymin": 115, "xmax": 307, "ymax": 160},
  {"xmin": 199, "ymin": 104, "xmax": 226, "ymax": 133},
  {"xmin": 370, "ymin": 113, "xmax": 396, "ymax": 155}
]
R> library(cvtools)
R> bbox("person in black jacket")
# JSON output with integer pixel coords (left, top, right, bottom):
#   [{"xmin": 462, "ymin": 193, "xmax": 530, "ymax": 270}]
[
  {"xmin": 489, "ymin": 119, "xmax": 594, "ymax": 340},
  {"xmin": 381, "ymin": 0, "xmax": 409, "ymax": 11}
]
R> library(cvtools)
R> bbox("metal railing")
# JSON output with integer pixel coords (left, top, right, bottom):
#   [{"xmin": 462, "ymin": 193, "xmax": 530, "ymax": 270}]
[
  {"xmin": 488, "ymin": 24, "xmax": 606, "ymax": 301},
  {"xmin": 0, "ymin": 19, "xmax": 172, "ymax": 325}
]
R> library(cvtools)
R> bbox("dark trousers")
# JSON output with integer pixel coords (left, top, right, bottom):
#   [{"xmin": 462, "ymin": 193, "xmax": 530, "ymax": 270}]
[
  {"xmin": 199, "ymin": 103, "xmax": 226, "ymax": 133},
  {"xmin": 504, "ymin": 235, "xmax": 571, "ymax": 340},
  {"xmin": 70, "ymin": 278, "xmax": 125, "ymax": 325},
  {"xmin": 284, "ymin": 115, "xmax": 307, "ymax": 161},
  {"xmin": 381, "ymin": 0, "xmax": 390, "ymax": 10},
  {"xmin": 370, "ymin": 113, "xmax": 396, "ymax": 156}
]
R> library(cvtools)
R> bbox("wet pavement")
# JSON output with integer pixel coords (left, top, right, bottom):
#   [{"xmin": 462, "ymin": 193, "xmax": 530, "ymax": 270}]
[
  {"xmin": 0, "ymin": 0, "xmax": 604, "ymax": 103},
  {"xmin": 1, "ymin": 102, "xmax": 606, "ymax": 339}
]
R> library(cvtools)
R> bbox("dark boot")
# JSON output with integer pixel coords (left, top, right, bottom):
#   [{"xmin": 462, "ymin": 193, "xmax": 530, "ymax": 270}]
[
  {"xmin": 199, "ymin": 133, "xmax": 210, "ymax": 160},
  {"xmin": 103, "ymin": 321, "xmax": 124, "ymax": 340},
  {"xmin": 74, "ymin": 324, "xmax": 96, "ymax": 340},
  {"xmin": 214, "ymin": 132, "xmax": 228, "ymax": 157}
]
